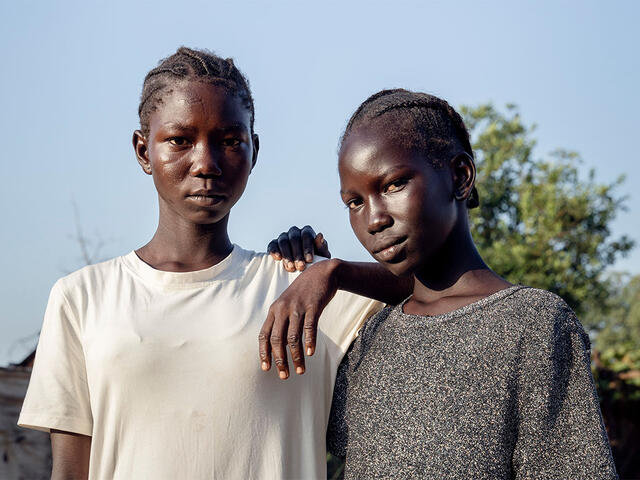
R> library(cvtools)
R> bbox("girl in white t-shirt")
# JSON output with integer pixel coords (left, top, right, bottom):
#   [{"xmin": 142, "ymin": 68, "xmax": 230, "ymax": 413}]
[{"xmin": 19, "ymin": 47, "xmax": 410, "ymax": 479}]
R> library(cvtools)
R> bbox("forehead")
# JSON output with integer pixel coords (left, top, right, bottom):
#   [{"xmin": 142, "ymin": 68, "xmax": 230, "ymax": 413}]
[
  {"xmin": 339, "ymin": 126, "xmax": 421, "ymax": 173},
  {"xmin": 149, "ymin": 81, "xmax": 251, "ymax": 130}
]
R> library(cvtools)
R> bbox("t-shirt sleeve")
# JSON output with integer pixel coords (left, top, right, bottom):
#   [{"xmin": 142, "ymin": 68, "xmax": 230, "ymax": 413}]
[
  {"xmin": 512, "ymin": 304, "xmax": 618, "ymax": 479},
  {"xmin": 318, "ymin": 289, "xmax": 383, "ymax": 354},
  {"xmin": 18, "ymin": 280, "xmax": 93, "ymax": 436}
]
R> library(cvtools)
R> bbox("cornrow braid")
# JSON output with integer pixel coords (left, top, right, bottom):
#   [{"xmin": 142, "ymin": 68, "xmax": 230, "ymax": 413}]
[
  {"xmin": 341, "ymin": 89, "xmax": 479, "ymax": 209},
  {"xmin": 138, "ymin": 47, "xmax": 255, "ymax": 137}
]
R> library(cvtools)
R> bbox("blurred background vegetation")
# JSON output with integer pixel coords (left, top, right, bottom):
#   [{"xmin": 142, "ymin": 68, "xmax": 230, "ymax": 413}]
[{"xmin": 328, "ymin": 103, "xmax": 639, "ymax": 479}]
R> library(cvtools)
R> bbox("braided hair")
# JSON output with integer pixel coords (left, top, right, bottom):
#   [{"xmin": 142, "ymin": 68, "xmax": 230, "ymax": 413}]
[
  {"xmin": 340, "ymin": 89, "xmax": 479, "ymax": 208},
  {"xmin": 138, "ymin": 47, "xmax": 254, "ymax": 137}
]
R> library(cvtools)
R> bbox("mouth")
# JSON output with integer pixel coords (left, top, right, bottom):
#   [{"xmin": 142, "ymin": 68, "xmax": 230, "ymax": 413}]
[
  {"xmin": 371, "ymin": 236, "xmax": 408, "ymax": 262},
  {"xmin": 186, "ymin": 190, "xmax": 228, "ymax": 206}
]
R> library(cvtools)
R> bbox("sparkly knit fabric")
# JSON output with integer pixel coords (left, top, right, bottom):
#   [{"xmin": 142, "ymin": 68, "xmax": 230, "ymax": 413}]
[{"xmin": 327, "ymin": 286, "xmax": 618, "ymax": 479}]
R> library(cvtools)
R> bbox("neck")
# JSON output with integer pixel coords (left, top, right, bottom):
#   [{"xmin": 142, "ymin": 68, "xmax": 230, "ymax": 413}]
[
  {"xmin": 136, "ymin": 206, "xmax": 233, "ymax": 272},
  {"xmin": 410, "ymin": 218, "xmax": 506, "ymax": 306}
]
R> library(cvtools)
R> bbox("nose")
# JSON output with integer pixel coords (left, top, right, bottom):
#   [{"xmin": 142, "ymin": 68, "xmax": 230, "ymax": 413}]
[
  {"xmin": 367, "ymin": 197, "xmax": 393, "ymax": 234},
  {"xmin": 190, "ymin": 142, "xmax": 222, "ymax": 177}
]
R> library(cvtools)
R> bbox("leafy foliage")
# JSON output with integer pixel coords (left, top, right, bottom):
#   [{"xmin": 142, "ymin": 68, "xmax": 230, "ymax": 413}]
[
  {"xmin": 461, "ymin": 104, "xmax": 634, "ymax": 318},
  {"xmin": 588, "ymin": 274, "xmax": 640, "ymax": 400}
]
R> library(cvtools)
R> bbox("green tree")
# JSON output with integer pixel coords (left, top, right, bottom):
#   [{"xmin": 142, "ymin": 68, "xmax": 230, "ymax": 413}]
[
  {"xmin": 587, "ymin": 274, "xmax": 640, "ymax": 395},
  {"xmin": 461, "ymin": 104, "xmax": 634, "ymax": 318}
]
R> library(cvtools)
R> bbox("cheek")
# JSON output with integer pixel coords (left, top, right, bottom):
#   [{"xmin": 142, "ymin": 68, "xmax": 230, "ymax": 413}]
[
  {"xmin": 152, "ymin": 162, "xmax": 188, "ymax": 192},
  {"xmin": 348, "ymin": 213, "xmax": 368, "ymax": 248},
  {"xmin": 224, "ymin": 158, "xmax": 253, "ymax": 194}
]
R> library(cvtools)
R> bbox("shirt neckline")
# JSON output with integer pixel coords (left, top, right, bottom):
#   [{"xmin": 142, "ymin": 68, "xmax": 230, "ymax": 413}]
[
  {"xmin": 397, "ymin": 284, "xmax": 527, "ymax": 322},
  {"xmin": 120, "ymin": 244, "xmax": 241, "ymax": 288}
]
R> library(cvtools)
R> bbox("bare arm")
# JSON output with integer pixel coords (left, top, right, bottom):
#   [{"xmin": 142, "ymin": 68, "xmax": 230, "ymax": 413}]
[
  {"xmin": 331, "ymin": 258, "xmax": 413, "ymax": 305},
  {"xmin": 259, "ymin": 258, "xmax": 412, "ymax": 379},
  {"xmin": 267, "ymin": 224, "xmax": 412, "ymax": 303},
  {"xmin": 51, "ymin": 430, "xmax": 91, "ymax": 480}
]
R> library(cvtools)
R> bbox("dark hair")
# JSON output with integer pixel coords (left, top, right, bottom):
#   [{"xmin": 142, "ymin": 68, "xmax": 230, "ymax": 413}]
[
  {"xmin": 340, "ymin": 89, "xmax": 479, "ymax": 208},
  {"xmin": 138, "ymin": 47, "xmax": 255, "ymax": 137}
]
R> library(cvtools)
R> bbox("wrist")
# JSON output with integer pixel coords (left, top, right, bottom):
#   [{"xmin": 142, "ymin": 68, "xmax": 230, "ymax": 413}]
[{"xmin": 326, "ymin": 258, "xmax": 345, "ymax": 290}]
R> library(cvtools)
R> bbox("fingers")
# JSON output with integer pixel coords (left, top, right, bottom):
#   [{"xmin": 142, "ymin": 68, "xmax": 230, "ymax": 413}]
[
  {"xmin": 314, "ymin": 233, "xmax": 331, "ymax": 259},
  {"xmin": 303, "ymin": 308, "xmax": 319, "ymax": 356},
  {"xmin": 267, "ymin": 239, "xmax": 282, "ymax": 261},
  {"xmin": 301, "ymin": 225, "xmax": 316, "ymax": 264},
  {"xmin": 287, "ymin": 311, "xmax": 305, "ymax": 375},
  {"xmin": 259, "ymin": 310, "xmax": 275, "ymax": 371},
  {"xmin": 277, "ymin": 232, "xmax": 296, "ymax": 272},
  {"xmin": 287, "ymin": 226, "xmax": 305, "ymax": 271},
  {"xmin": 270, "ymin": 315, "xmax": 290, "ymax": 380},
  {"xmin": 261, "ymin": 301, "xmax": 314, "ymax": 380}
]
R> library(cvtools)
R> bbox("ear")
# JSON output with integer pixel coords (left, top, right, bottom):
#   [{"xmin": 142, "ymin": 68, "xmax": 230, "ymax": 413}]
[
  {"xmin": 450, "ymin": 152, "xmax": 476, "ymax": 203},
  {"xmin": 250, "ymin": 133, "xmax": 260, "ymax": 171},
  {"xmin": 133, "ymin": 130, "xmax": 152, "ymax": 175}
]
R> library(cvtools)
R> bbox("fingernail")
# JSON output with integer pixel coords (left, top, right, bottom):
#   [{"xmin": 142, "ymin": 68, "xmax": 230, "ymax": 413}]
[
  {"xmin": 274, "ymin": 253, "xmax": 282, "ymax": 260},
  {"xmin": 296, "ymin": 366, "xmax": 304, "ymax": 374},
  {"xmin": 306, "ymin": 347, "xmax": 314, "ymax": 356},
  {"xmin": 295, "ymin": 260, "xmax": 305, "ymax": 270},
  {"xmin": 305, "ymin": 254, "xmax": 313, "ymax": 263},
  {"xmin": 279, "ymin": 370, "xmax": 288, "ymax": 380},
  {"xmin": 261, "ymin": 361, "xmax": 268, "ymax": 371}
]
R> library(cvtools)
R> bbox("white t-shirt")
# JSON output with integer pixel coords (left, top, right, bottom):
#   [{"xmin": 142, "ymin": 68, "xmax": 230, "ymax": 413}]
[{"xmin": 19, "ymin": 246, "xmax": 381, "ymax": 479}]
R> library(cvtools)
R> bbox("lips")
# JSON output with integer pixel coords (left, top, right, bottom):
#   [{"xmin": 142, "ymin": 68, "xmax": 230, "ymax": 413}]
[
  {"xmin": 186, "ymin": 189, "xmax": 228, "ymax": 206},
  {"xmin": 371, "ymin": 235, "xmax": 407, "ymax": 262}
]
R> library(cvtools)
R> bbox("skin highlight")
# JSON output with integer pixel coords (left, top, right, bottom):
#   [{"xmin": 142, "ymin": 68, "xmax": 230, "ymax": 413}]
[
  {"xmin": 132, "ymin": 81, "xmax": 258, "ymax": 272},
  {"xmin": 339, "ymin": 123, "xmax": 511, "ymax": 317}
]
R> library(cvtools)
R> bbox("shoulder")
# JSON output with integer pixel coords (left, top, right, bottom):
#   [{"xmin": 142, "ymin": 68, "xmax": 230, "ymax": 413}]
[
  {"xmin": 54, "ymin": 255, "xmax": 127, "ymax": 298},
  {"xmin": 508, "ymin": 286, "xmax": 589, "ymax": 349},
  {"xmin": 358, "ymin": 304, "xmax": 394, "ymax": 339},
  {"xmin": 345, "ymin": 305, "xmax": 395, "ymax": 364},
  {"xmin": 231, "ymin": 247, "xmax": 301, "ymax": 284}
]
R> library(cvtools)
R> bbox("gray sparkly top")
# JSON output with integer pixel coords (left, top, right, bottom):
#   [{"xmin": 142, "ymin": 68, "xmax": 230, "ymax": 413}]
[{"xmin": 327, "ymin": 286, "xmax": 618, "ymax": 479}]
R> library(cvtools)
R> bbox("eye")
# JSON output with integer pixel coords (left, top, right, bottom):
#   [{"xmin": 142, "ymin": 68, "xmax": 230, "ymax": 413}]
[
  {"xmin": 345, "ymin": 198, "xmax": 363, "ymax": 210},
  {"xmin": 222, "ymin": 138, "xmax": 242, "ymax": 147},
  {"xmin": 168, "ymin": 137, "xmax": 190, "ymax": 146},
  {"xmin": 384, "ymin": 178, "xmax": 408, "ymax": 193}
]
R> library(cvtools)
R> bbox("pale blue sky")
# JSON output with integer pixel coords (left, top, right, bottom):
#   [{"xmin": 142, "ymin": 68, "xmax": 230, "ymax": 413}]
[{"xmin": 1, "ymin": 0, "xmax": 639, "ymax": 365}]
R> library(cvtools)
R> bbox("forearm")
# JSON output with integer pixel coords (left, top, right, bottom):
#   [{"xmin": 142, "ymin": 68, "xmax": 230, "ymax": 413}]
[
  {"xmin": 331, "ymin": 258, "xmax": 413, "ymax": 305},
  {"xmin": 51, "ymin": 430, "xmax": 91, "ymax": 480}
]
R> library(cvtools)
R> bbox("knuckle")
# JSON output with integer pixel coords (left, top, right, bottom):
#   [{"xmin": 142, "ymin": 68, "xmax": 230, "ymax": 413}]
[
  {"xmin": 274, "ymin": 358, "xmax": 286, "ymax": 367},
  {"xmin": 288, "ymin": 225, "xmax": 301, "ymax": 235},
  {"xmin": 270, "ymin": 301, "xmax": 287, "ymax": 315},
  {"xmin": 270, "ymin": 334, "xmax": 283, "ymax": 346},
  {"xmin": 258, "ymin": 332, "xmax": 269, "ymax": 342},
  {"xmin": 287, "ymin": 334, "xmax": 300, "ymax": 345}
]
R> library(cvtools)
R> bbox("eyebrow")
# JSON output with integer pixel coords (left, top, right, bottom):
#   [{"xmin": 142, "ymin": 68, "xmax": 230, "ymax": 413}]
[
  {"xmin": 339, "ymin": 165, "xmax": 414, "ymax": 195},
  {"xmin": 160, "ymin": 122, "xmax": 248, "ymax": 133},
  {"xmin": 162, "ymin": 122, "xmax": 196, "ymax": 131},
  {"xmin": 218, "ymin": 123, "xmax": 249, "ymax": 133}
]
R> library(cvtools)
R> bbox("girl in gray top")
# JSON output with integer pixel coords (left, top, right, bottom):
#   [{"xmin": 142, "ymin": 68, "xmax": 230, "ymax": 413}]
[
  {"xmin": 323, "ymin": 89, "xmax": 617, "ymax": 479},
  {"xmin": 263, "ymin": 89, "xmax": 617, "ymax": 478}
]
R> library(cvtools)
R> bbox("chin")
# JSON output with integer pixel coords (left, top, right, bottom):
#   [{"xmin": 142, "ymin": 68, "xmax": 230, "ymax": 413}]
[
  {"xmin": 189, "ymin": 211, "xmax": 230, "ymax": 225},
  {"xmin": 373, "ymin": 258, "xmax": 414, "ymax": 278}
]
